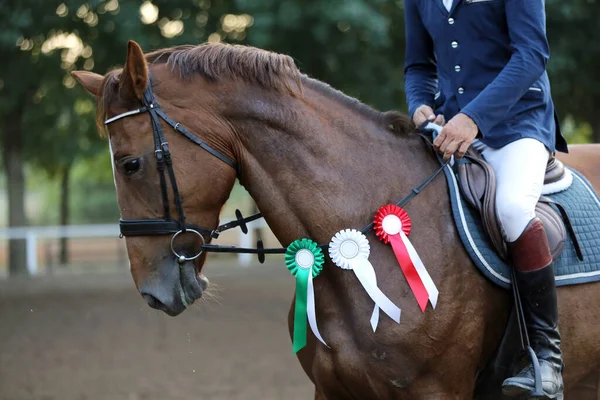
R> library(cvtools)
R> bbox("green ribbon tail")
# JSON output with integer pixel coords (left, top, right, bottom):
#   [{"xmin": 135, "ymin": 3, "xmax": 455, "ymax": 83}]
[{"xmin": 293, "ymin": 268, "xmax": 310, "ymax": 353}]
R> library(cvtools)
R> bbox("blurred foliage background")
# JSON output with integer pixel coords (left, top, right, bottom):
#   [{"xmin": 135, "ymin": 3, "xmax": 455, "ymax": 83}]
[{"xmin": 0, "ymin": 0, "xmax": 598, "ymax": 276}]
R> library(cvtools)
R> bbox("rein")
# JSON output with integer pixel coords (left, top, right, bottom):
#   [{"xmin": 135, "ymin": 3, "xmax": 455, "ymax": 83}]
[
  {"xmin": 105, "ymin": 77, "xmax": 446, "ymax": 263},
  {"xmin": 202, "ymin": 149, "xmax": 449, "ymax": 263}
]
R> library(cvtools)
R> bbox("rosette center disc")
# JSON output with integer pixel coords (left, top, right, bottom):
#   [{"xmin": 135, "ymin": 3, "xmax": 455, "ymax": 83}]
[
  {"xmin": 382, "ymin": 215, "xmax": 402, "ymax": 235},
  {"xmin": 295, "ymin": 249, "xmax": 315, "ymax": 269},
  {"xmin": 340, "ymin": 240, "xmax": 359, "ymax": 259}
]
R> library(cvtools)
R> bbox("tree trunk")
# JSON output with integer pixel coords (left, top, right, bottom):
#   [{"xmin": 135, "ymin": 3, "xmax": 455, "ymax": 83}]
[
  {"xmin": 2, "ymin": 110, "xmax": 28, "ymax": 277},
  {"xmin": 59, "ymin": 163, "xmax": 72, "ymax": 265}
]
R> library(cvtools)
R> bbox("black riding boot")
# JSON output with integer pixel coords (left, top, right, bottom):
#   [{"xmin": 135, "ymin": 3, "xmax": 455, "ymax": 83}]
[{"xmin": 501, "ymin": 218, "xmax": 564, "ymax": 399}]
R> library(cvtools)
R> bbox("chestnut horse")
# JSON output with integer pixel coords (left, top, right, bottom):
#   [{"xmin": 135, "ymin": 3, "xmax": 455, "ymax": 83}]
[{"xmin": 73, "ymin": 41, "xmax": 600, "ymax": 399}]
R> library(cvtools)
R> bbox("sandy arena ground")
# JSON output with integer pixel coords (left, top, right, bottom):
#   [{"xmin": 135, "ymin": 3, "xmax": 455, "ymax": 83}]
[{"xmin": 0, "ymin": 258, "xmax": 314, "ymax": 400}]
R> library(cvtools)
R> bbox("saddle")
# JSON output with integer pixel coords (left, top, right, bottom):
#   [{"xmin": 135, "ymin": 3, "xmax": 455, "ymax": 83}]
[{"xmin": 456, "ymin": 147, "xmax": 576, "ymax": 262}]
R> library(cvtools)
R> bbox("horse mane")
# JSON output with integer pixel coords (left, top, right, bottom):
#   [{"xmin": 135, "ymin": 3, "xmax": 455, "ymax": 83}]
[
  {"xmin": 97, "ymin": 42, "xmax": 413, "ymax": 135},
  {"xmin": 146, "ymin": 43, "xmax": 302, "ymax": 96},
  {"xmin": 299, "ymin": 76, "xmax": 413, "ymax": 135}
]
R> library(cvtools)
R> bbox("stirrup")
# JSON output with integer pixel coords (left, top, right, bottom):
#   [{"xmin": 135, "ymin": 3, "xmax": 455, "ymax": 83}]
[{"xmin": 526, "ymin": 346, "xmax": 545, "ymax": 398}]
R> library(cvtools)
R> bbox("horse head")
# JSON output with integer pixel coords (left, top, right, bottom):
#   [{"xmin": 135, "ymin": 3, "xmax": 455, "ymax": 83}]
[{"xmin": 72, "ymin": 40, "xmax": 252, "ymax": 315}]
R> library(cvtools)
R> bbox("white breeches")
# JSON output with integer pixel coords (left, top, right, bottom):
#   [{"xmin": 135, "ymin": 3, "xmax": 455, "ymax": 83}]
[{"xmin": 472, "ymin": 138, "xmax": 550, "ymax": 242}]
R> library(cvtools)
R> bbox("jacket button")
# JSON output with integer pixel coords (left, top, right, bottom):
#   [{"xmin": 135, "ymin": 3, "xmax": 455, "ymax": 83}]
[
  {"xmin": 448, "ymin": 18, "xmax": 455, "ymax": 25},
  {"xmin": 458, "ymin": 87, "xmax": 465, "ymax": 94},
  {"xmin": 451, "ymin": 41, "xmax": 458, "ymax": 49},
  {"xmin": 455, "ymin": 65, "xmax": 461, "ymax": 72}
]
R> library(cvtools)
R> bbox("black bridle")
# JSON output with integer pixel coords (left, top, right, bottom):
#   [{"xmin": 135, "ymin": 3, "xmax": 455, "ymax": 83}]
[
  {"xmin": 105, "ymin": 77, "xmax": 448, "ymax": 264},
  {"xmin": 105, "ymin": 77, "xmax": 266, "ymax": 263}
]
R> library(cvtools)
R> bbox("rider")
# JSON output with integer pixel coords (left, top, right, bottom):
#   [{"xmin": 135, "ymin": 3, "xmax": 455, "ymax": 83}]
[{"xmin": 403, "ymin": 0, "xmax": 569, "ymax": 397}]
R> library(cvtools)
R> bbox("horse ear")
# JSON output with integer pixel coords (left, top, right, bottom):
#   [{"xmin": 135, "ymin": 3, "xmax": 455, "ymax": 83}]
[
  {"xmin": 119, "ymin": 40, "xmax": 148, "ymax": 101},
  {"xmin": 71, "ymin": 71, "xmax": 103, "ymax": 97}
]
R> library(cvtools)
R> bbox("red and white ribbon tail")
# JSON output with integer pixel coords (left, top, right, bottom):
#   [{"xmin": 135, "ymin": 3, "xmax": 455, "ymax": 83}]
[
  {"xmin": 399, "ymin": 231, "xmax": 439, "ymax": 308},
  {"xmin": 388, "ymin": 234, "xmax": 429, "ymax": 312}
]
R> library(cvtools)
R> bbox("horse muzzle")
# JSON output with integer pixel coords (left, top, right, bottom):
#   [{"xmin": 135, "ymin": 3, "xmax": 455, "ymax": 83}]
[{"xmin": 138, "ymin": 258, "xmax": 208, "ymax": 316}]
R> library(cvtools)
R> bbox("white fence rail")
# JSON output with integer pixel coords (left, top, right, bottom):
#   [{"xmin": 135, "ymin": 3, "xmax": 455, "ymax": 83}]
[{"xmin": 0, "ymin": 217, "xmax": 269, "ymax": 275}]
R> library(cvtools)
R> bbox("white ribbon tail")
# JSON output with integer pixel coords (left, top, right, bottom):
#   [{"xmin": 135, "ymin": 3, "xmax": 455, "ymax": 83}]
[
  {"xmin": 350, "ymin": 257, "xmax": 380, "ymax": 331},
  {"xmin": 370, "ymin": 302, "xmax": 380, "ymax": 332},
  {"xmin": 399, "ymin": 231, "xmax": 439, "ymax": 308},
  {"xmin": 352, "ymin": 259, "xmax": 401, "ymax": 324},
  {"xmin": 307, "ymin": 271, "xmax": 329, "ymax": 347}
]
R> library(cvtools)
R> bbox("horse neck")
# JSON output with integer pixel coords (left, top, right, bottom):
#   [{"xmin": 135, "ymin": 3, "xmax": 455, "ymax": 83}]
[{"xmin": 231, "ymin": 79, "xmax": 443, "ymax": 247}]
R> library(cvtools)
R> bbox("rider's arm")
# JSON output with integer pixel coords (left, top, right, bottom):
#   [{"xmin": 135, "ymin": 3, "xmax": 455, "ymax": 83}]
[
  {"xmin": 403, "ymin": 0, "xmax": 438, "ymax": 120},
  {"xmin": 460, "ymin": 0, "xmax": 550, "ymax": 135}
]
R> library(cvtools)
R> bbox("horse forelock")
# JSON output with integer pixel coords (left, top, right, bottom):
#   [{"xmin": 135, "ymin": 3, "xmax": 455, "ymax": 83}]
[{"xmin": 95, "ymin": 70, "xmax": 121, "ymax": 137}]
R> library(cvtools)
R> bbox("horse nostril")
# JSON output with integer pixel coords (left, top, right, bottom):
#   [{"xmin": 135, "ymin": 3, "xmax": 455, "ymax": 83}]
[
  {"xmin": 142, "ymin": 293, "xmax": 162, "ymax": 310},
  {"xmin": 141, "ymin": 293, "xmax": 181, "ymax": 316}
]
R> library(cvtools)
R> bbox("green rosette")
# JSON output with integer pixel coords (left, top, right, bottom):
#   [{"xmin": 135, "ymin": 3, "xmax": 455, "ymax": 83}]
[{"xmin": 285, "ymin": 238, "xmax": 325, "ymax": 353}]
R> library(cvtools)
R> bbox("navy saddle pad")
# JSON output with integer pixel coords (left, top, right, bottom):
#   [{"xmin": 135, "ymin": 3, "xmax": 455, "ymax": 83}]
[{"xmin": 444, "ymin": 165, "xmax": 600, "ymax": 289}]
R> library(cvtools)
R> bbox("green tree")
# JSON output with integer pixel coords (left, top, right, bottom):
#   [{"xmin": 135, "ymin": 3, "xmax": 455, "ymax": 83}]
[
  {"xmin": 1, "ymin": 1, "xmax": 107, "ymax": 274},
  {"xmin": 234, "ymin": 0, "xmax": 407, "ymax": 111},
  {"xmin": 0, "ymin": 3, "xmax": 58, "ymax": 275}
]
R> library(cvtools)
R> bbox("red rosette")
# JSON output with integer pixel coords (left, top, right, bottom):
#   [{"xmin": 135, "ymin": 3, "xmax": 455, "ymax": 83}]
[
  {"xmin": 373, "ymin": 204, "xmax": 429, "ymax": 312},
  {"xmin": 373, "ymin": 204, "xmax": 412, "ymax": 244}
]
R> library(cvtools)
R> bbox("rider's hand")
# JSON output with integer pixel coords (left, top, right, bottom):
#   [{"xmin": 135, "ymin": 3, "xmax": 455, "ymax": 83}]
[
  {"xmin": 433, "ymin": 113, "xmax": 479, "ymax": 161},
  {"xmin": 412, "ymin": 104, "xmax": 445, "ymax": 127}
]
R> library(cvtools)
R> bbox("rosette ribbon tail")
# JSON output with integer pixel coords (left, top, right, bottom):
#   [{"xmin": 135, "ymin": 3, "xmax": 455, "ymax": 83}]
[
  {"xmin": 292, "ymin": 267, "xmax": 328, "ymax": 353},
  {"xmin": 307, "ymin": 269, "xmax": 328, "ymax": 348},
  {"xmin": 292, "ymin": 267, "xmax": 310, "ymax": 353},
  {"xmin": 400, "ymin": 231, "xmax": 439, "ymax": 309},
  {"xmin": 352, "ymin": 258, "xmax": 381, "ymax": 331},
  {"xmin": 350, "ymin": 258, "xmax": 401, "ymax": 329},
  {"xmin": 388, "ymin": 233, "xmax": 431, "ymax": 312}
]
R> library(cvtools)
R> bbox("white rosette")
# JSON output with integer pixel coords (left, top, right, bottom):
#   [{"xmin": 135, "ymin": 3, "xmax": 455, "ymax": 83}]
[{"xmin": 328, "ymin": 229, "xmax": 401, "ymax": 331}]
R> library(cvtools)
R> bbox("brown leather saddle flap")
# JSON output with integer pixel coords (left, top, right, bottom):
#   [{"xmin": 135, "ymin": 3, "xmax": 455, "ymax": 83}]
[{"xmin": 456, "ymin": 147, "xmax": 566, "ymax": 261}]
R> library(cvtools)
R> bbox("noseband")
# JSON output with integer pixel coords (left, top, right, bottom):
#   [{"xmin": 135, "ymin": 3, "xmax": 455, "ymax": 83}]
[
  {"xmin": 105, "ymin": 76, "xmax": 448, "ymax": 264},
  {"xmin": 105, "ymin": 76, "xmax": 265, "ymax": 263}
]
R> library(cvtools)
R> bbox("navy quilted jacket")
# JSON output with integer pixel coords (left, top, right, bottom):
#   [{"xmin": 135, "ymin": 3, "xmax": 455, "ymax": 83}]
[{"xmin": 403, "ymin": 0, "xmax": 568, "ymax": 153}]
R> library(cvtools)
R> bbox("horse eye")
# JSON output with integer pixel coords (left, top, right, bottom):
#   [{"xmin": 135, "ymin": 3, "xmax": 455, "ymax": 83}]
[{"xmin": 122, "ymin": 158, "xmax": 141, "ymax": 175}]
